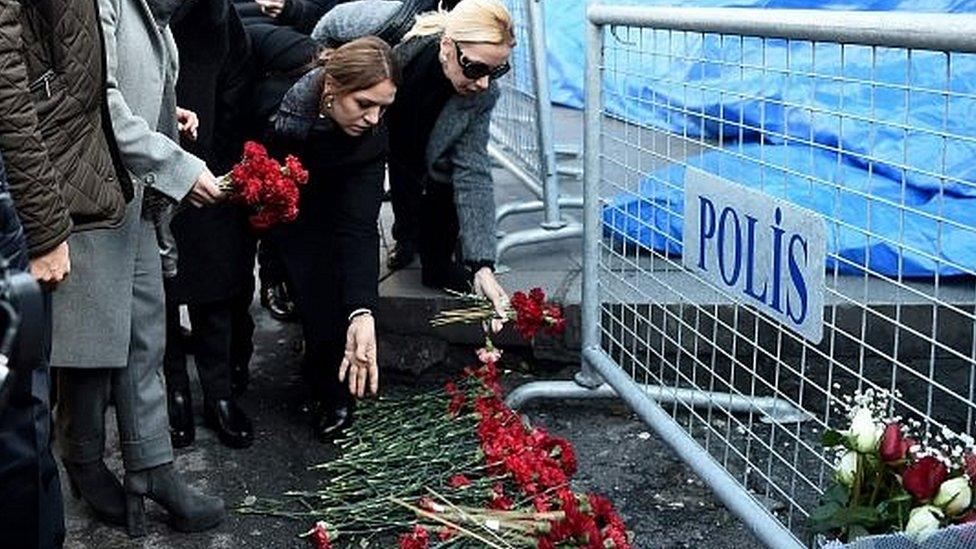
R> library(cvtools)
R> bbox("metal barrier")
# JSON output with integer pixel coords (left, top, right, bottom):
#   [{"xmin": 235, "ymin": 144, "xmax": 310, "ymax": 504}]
[
  {"xmin": 490, "ymin": 0, "xmax": 582, "ymax": 263},
  {"xmin": 507, "ymin": 6, "xmax": 976, "ymax": 547}
]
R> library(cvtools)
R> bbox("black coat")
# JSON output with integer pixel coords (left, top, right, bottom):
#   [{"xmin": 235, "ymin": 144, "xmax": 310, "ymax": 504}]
[
  {"xmin": 168, "ymin": 0, "xmax": 257, "ymax": 305},
  {"xmin": 266, "ymin": 69, "xmax": 385, "ymax": 347},
  {"xmin": 232, "ymin": 0, "xmax": 345, "ymax": 34},
  {"xmin": 246, "ymin": 22, "xmax": 318, "ymax": 76}
]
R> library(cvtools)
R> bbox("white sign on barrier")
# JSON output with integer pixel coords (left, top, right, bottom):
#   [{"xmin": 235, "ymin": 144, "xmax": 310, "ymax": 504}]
[{"xmin": 682, "ymin": 168, "xmax": 827, "ymax": 343}]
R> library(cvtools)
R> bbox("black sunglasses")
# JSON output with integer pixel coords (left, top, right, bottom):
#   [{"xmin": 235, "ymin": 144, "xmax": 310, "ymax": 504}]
[{"xmin": 453, "ymin": 41, "xmax": 511, "ymax": 81}]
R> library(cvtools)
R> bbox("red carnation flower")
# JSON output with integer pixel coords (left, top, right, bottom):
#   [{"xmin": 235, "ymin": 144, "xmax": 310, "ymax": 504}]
[
  {"xmin": 305, "ymin": 521, "xmax": 332, "ymax": 549},
  {"xmin": 219, "ymin": 141, "xmax": 308, "ymax": 231},
  {"xmin": 397, "ymin": 525, "xmax": 429, "ymax": 549},
  {"xmin": 447, "ymin": 474, "xmax": 471, "ymax": 488}
]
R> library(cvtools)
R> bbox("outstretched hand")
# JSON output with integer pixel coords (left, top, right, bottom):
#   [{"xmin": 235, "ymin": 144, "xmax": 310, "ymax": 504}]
[{"xmin": 338, "ymin": 313, "xmax": 379, "ymax": 398}]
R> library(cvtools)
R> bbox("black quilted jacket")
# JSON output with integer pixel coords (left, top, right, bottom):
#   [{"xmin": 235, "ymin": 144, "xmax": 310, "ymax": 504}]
[{"xmin": 0, "ymin": 0, "xmax": 130, "ymax": 257}]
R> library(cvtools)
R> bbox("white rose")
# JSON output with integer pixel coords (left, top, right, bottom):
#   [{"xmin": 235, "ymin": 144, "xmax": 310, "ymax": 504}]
[
  {"xmin": 835, "ymin": 451, "xmax": 858, "ymax": 486},
  {"xmin": 933, "ymin": 477, "xmax": 972, "ymax": 516},
  {"xmin": 905, "ymin": 505, "xmax": 943, "ymax": 542},
  {"xmin": 847, "ymin": 407, "xmax": 882, "ymax": 453}
]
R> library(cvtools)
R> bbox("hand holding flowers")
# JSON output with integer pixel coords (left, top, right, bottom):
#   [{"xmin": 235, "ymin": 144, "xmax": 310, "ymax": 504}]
[{"xmin": 216, "ymin": 141, "xmax": 309, "ymax": 230}]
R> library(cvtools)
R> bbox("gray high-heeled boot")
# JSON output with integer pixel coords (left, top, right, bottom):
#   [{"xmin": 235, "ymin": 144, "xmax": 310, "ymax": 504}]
[
  {"xmin": 123, "ymin": 462, "xmax": 224, "ymax": 537},
  {"xmin": 63, "ymin": 460, "xmax": 126, "ymax": 526}
]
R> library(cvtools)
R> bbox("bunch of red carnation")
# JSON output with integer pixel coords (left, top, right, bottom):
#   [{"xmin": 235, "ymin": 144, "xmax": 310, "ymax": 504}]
[
  {"xmin": 509, "ymin": 287, "xmax": 566, "ymax": 340},
  {"xmin": 390, "ymin": 352, "xmax": 629, "ymax": 549},
  {"xmin": 471, "ymin": 360, "xmax": 627, "ymax": 547},
  {"xmin": 536, "ymin": 490, "xmax": 630, "ymax": 548},
  {"xmin": 430, "ymin": 287, "xmax": 566, "ymax": 342},
  {"xmin": 474, "ymin": 395, "xmax": 577, "ymax": 495},
  {"xmin": 220, "ymin": 141, "xmax": 309, "ymax": 230}
]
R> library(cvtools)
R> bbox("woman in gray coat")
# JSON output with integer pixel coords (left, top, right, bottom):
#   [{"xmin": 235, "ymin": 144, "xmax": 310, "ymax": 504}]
[
  {"xmin": 51, "ymin": 0, "xmax": 225, "ymax": 536},
  {"xmin": 384, "ymin": 0, "xmax": 513, "ymax": 326}
]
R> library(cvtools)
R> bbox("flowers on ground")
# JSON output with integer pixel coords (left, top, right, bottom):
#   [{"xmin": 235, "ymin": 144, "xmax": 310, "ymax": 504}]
[{"xmin": 244, "ymin": 288, "xmax": 628, "ymax": 547}]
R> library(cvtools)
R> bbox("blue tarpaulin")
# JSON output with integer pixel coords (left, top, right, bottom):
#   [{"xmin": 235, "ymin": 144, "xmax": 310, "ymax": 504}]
[{"xmin": 548, "ymin": 1, "xmax": 976, "ymax": 276}]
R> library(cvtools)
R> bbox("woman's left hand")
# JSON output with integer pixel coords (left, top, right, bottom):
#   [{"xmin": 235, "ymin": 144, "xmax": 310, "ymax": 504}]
[
  {"xmin": 473, "ymin": 267, "xmax": 509, "ymax": 333},
  {"xmin": 255, "ymin": 0, "xmax": 285, "ymax": 18},
  {"xmin": 338, "ymin": 313, "xmax": 379, "ymax": 398},
  {"xmin": 176, "ymin": 107, "xmax": 199, "ymax": 141}
]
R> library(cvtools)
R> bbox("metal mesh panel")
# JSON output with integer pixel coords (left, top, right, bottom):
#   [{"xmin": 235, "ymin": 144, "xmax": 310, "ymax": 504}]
[
  {"xmin": 588, "ymin": 10, "xmax": 976, "ymax": 546},
  {"xmin": 490, "ymin": 0, "xmax": 545, "ymax": 185}
]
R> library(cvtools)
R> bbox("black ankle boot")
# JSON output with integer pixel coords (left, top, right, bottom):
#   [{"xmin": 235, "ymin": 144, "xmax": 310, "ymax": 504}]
[
  {"xmin": 314, "ymin": 401, "xmax": 355, "ymax": 443},
  {"xmin": 204, "ymin": 399, "xmax": 254, "ymax": 449},
  {"xmin": 167, "ymin": 388, "xmax": 195, "ymax": 449},
  {"xmin": 259, "ymin": 281, "xmax": 296, "ymax": 322},
  {"xmin": 387, "ymin": 241, "xmax": 416, "ymax": 271},
  {"xmin": 63, "ymin": 460, "xmax": 126, "ymax": 526},
  {"xmin": 123, "ymin": 463, "xmax": 224, "ymax": 537}
]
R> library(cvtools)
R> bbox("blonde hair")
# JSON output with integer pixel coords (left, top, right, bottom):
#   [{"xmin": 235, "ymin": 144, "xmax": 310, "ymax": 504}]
[
  {"xmin": 403, "ymin": 0, "xmax": 516, "ymax": 46},
  {"xmin": 316, "ymin": 36, "xmax": 400, "ymax": 105}
]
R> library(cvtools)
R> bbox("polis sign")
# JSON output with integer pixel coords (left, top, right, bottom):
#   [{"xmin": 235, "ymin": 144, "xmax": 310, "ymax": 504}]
[{"xmin": 682, "ymin": 168, "xmax": 826, "ymax": 343}]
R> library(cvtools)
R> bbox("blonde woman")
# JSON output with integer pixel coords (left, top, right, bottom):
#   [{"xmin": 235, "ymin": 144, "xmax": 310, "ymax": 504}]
[{"xmin": 383, "ymin": 0, "xmax": 514, "ymax": 327}]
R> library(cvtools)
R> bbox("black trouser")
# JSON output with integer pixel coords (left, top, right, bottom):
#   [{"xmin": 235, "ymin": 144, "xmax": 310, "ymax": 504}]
[
  {"xmin": 0, "ymin": 293, "xmax": 65, "ymax": 549},
  {"xmin": 389, "ymin": 165, "xmax": 461, "ymax": 278},
  {"xmin": 301, "ymin": 341, "xmax": 349, "ymax": 410},
  {"xmin": 270, "ymin": 183, "xmax": 357, "ymax": 411},
  {"xmin": 163, "ymin": 285, "xmax": 254, "ymax": 404}
]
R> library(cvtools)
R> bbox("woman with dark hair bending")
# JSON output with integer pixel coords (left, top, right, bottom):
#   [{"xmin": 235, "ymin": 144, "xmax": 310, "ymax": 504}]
[{"xmin": 264, "ymin": 36, "xmax": 398, "ymax": 441}]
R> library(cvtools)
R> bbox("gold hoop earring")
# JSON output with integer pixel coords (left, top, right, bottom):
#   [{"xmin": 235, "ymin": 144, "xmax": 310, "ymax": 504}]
[{"xmin": 325, "ymin": 95, "xmax": 334, "ymax": 110}]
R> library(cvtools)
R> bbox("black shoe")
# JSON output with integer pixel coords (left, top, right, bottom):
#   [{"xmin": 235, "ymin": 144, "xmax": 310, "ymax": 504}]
[
  {"xmin": 203, "ymin": 399, "xmax": 254, "ymax": 449},
  {"xmin": 314, "ymin": 403, "xmax": 354, "ymax": 443},
  {"xmin": 167, "ymin": 388, "xmax": 195, "ymax": 449},
  {"xmin": 421, "ymin": 263, "xmax": 470, "ymax": 293},
  {"xmin": 387, "ymin": 241, "xmax": 416, "ymax": 271},
  {"xmin": 64, "ymin": 460, "xmax": 126, "ymax": 526},
  {"xmin": 259, "ymin": 281, "xmax": 296, "ymax": 322},
  {"xmin": 230, "ymin": 362, "xmax": 250, "ymax": 397},
  {"xmin": 123, "ymin": 463, "xmax": 225, "ymax": 537}
]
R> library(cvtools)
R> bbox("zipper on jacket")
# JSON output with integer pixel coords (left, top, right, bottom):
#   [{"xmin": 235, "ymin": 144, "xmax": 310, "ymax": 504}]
[{"xmin": 28, "ymin": 70, "xmax": 56, "ymax": 99}]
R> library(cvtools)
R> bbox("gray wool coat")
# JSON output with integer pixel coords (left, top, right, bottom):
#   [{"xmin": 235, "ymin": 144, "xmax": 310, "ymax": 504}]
[
  {"xmin": 314, "ymin": 3, "xmax": 500, "ymax": 264},
  {"xmin": 50, "ymin": 0, "xmax": 203, "ymax": 368},
  {"xmin": 394, "ymin": 34, "xmax": 500, "ymax": 265}
]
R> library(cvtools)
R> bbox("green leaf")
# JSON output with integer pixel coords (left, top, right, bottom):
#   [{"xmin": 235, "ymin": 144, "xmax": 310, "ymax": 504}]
[
  {"xmin": 823, "ymin": 429, "xmax": 847, "ymax": 447},
  {"xmin": 846, "ymin": 505, "xmax": 883, "ymax": 527},
  {"xmin": 825, "ymin": 483, "xmax": 851, "ymax": 506},
  {"xmin": 810, "ymin": 502, "xmax": 842, "ymax": 523},
  {"xmin": 809, "ymin": 503, "xmax": 846, "ymax": 533}
]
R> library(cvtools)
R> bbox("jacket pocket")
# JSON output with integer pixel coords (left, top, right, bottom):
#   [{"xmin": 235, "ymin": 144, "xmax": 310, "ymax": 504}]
[{"xmin": 28, "ymin": 70, "xmax": 67, "ymax": 128}]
